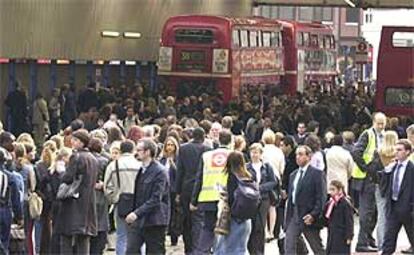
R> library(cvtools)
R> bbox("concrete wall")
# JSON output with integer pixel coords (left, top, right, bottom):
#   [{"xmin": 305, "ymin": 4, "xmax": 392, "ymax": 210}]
[{"xmin": 0, "ymin": 0, "xmax": 253, "ymax": 61}]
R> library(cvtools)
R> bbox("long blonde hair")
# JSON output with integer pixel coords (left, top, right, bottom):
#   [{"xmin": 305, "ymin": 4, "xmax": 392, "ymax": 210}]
[{"xmin": 379, "ymin": 130, "xmax": 398, "ymax": 157}]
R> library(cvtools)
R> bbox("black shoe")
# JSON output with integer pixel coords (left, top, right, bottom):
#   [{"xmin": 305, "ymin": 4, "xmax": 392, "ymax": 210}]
[
  {"xmin": 402, "ymin": 247, "xmax": 414, "ymax": 254},
  {"xmin": 369, "ymin": 240, "xmax": 378, "ymax": 249},
  {"xmin": 355, "ymin": 246, "xmax": 378, "ymax": 252}
]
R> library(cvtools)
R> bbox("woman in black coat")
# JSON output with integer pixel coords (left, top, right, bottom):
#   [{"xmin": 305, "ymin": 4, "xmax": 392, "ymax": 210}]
[
  {"xmin": 54, "ymin": 130, "xmax": 99, "ymax": 254},
  {"xmin": 324, "ymin": 180, "xmax": 354, "ymax": 255}
]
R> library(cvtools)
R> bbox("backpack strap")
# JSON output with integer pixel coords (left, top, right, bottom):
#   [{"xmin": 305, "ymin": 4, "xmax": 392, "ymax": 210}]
[{"xmin": 115, "ymin": 160, "xmax": 120, "ymax": 188}]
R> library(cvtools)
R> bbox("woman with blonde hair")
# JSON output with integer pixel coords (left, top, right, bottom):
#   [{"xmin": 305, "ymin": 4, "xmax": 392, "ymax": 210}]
[
  {"xmin": 375, "ymin": 130, "xmax": 399, "ymax": 252},
  {"xmin": 159, "ymin": 136, "xmax": 180, "ymax": 246},
  {"xmin": 17, "ymin": 133, "xmax": 35, "ymax": 147},
  {"xmin": 14, "ymin": 142, "xmax": 37, "ymax": 254}
]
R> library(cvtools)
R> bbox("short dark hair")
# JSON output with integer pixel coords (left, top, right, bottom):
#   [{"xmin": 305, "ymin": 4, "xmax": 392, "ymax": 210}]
[
  {"xmin": 89, "ymin": 138, "xmax": 103, "ymax": 153},
  {"xmin": 396, "ymin": 139, "xmax": 412, "ymax": 152},
  {"xmin": 120, "ymin": 139, "xmax": 135, "ymax": 154},
  {"xmin": 219, "ymin": 130, "xmax": 232, "ymax": 146},
  {"xmin": 282, "ymin": 135, "xmax": 296, "ymax": 148},
  {"xmin": 139, "ymin": 138, "xmax": 158, "ymax": 158},
  {"xmin": 192, "ymin": 127, "xmax": 205, "ymax": 142},
  {"xmin": 331, "ymin": 135, "xmax": 343, "ymax": 146},
  {"xmin": 307, "ymin": 121, "xmax": 320, "ymax": 133},
  {"xmin": 70, "ymin": 119, "xmax": 85, "ymax": 131}
]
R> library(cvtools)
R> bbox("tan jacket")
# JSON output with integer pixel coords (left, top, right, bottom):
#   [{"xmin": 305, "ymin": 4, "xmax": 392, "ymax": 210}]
[{"xmin": 326, "ymin": 146, "xmax": 354, "ymax": 193}]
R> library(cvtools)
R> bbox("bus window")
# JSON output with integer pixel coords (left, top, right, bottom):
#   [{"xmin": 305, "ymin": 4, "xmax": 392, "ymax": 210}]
[
  {"xmin": 311, "ymin": 34, "xmax": 319, "ymax": 47},
  {"xmin": 263, "ymin": 31, "xmax": 271, "ymax": 47},
  {"xmin": 385, "ymin": 88, "xmax": 414, "ymax": 107},
  {"xmin": 331, "ymin": 35, "xmax": 336, "ymax": 49},
  {"xmin": 297, "ymin": 32, "xmax": 304, "ymax": 46},
  {"xmin": 271, "ymin": 32, "xmax": 278, "ymax": 47},
  {"xmin": 240, "ymin": 30, "xmax": 248, "ymax": 48},
  {"xmin": 250, "ymin": 31, "xmax": 258, "ymax": 47},
  {"xmin": 303, "ymin": 32, "xmax": 310, "ymax": 47},
  {"xmin": 232, "ymin": 30, "xmax": 240, "ymax": 48},
  {"xmin": 392, "ymin": 32, "xmax": 414, "ymax": 47},
  {"xmin": 257, "ymin": 31, "xmax": 263, "ymax": 47},
  {"xmin": 278, "ymin": 32, "xmax": 283, "ymax": 47},
  {"xmin": 175, "ymin": 29, "xmax": 214, "ymax": 44}
]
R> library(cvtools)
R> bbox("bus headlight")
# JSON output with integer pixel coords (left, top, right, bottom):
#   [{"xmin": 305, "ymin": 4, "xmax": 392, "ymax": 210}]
[
  {"xmin": 158, "ymin": 47, "xmax": 173, "ymax": 72},
  {"xmin": 212, "ymin": 49, "xmax": 229, "ymax": 73}
]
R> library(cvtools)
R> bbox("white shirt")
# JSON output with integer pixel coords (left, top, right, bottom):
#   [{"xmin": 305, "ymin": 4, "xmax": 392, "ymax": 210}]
[
  {"xmin": 262, "ymin": 144, "xmax": 285, "ymax": 179},
  {"xmin": 252, "ymin": 162, "xmax": 263, "ymax": 184},
  {"xmin": 393, "ymin": 159, "xmax": 409, "ymax": 195},
  {"xmin": 310, "ymin": 151, "xmax": 325, "ymax": 171}
]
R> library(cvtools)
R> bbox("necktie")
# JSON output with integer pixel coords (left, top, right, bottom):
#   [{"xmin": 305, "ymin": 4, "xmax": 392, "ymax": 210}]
[
  {"xmin": 392, "ymin": 164, "xmax": 402, "ymax": 201},
  {"xmin": 293, "ymin": 169, "xmax": 304, "ymax": 205}
]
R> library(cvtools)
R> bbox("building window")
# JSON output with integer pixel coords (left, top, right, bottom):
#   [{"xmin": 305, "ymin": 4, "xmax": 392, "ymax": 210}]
[
  {"xmin": 260, "ymin": 6, "xmax": 271, "ymax": 18},
  {"xmin": 322, "ymin": 7, "xmax": 333, "ymax": 22},
  {"xmin": 299, "ymin": 7, "xmax": 312, "ymax": 21},
  {"xmin": 279, "ymin": 6, "xmax": 295, "ymax": 20},
  {"xmin": 365, "ymin": 13, "xmax": 373, "ymax": 23},
  {"xmin": 346, "ymin": 8, "xmax": 360, "ymax": 23},
  {"xmin": 270, "ymin": 6, "xmax": 279, "ymax": 18},
  {"xmin": 313, "ymin": 7, "xmax": 323, "ymax": 21}
]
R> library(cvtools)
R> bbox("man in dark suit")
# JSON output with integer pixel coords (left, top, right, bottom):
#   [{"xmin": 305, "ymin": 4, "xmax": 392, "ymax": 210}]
[
  {"xmin": 175, "ymin": 128, "xmax": 210, "ymax": 254},
  {"xmin": 382, "ymin": 139, "xmax": 414, "ymax": 255},
  {"xmin": 125, "ymin": 138, "xmax": 170, "ymax": 254},
  {"xmin": 285, "ymin": 145, "xmax": 326, "ymax": 255},
  {"xmin": 293, "ymin": 122, "xmax": 308, "ymax": 146}
]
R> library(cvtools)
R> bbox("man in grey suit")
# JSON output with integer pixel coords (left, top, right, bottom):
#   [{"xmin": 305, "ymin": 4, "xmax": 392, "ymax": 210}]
[{"xmin": 285, "ymin": 145, "xmax": 326, "ymax": 255}]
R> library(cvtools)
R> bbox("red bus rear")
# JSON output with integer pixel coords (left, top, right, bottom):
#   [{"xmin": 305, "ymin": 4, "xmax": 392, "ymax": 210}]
[
  {"xmin": 158, "ymin": 15, "xmax": 284, "ymax": 102},
  {"xmin": 280, "ymin": 21, "xmax": 337, "ymax": 95},
  {"xmin": 376, "ymin": 26, "xmax": 414, "ymax": 116}
]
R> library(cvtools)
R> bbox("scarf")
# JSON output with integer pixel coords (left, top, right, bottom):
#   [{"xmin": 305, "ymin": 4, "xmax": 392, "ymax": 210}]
[{"xmin": 325, "ymin": 192, "xmax": 344, "ymax": 220}]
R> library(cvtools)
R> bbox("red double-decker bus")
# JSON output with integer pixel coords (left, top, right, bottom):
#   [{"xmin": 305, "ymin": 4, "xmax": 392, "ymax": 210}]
[
  {"xmin": 158, "ymin": 15, "xmax": 284, "ymax": 102},
  {"xmin": 375, "ymin": 26, "xmax": 414, "ymax": 117},
  {"xmin": 279, "ymin": 21, "xmax": 337, "ymax": 95}
]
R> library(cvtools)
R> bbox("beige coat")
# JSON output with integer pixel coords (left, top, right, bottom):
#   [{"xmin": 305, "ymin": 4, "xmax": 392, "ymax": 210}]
[{"xmin": 326, "ymin": 145, "xmax": 354, "ymax": 193}]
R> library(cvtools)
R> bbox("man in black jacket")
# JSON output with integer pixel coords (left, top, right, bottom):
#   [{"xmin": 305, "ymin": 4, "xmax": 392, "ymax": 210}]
[
  {"xmin": 285, "ymin": 145, "xmax": 326, "ymax": 255},
  {"xmin": 125, "ymin": 138, "xmax": 170, "ymax": 255},
  {"xmin": 175, "ymin": 128, "xmax": 210, "ymax": 254}
]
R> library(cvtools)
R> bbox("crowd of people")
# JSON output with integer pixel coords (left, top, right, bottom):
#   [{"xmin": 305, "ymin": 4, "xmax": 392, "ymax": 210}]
[{"xmin": 0, "ymin": 80, "xmax": 413, "ymax": 255}]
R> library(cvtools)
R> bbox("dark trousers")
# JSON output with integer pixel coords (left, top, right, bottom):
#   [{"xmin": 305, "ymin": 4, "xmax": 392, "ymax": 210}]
[
  {"xmin": 126, "ymin": 225, "xmax": 166, "ymax": 255},
  {"xmin": 382, "ymin": 211, "xmax": 414, "ymax": 255},
  {"xmin": 0, "ymin": 208, "xmax": 12, "ymax": 252},
  {"xmin": 357, "ymin": 180, "xmax": 377, "ymax": 247},
  {"xmin": 181, "ymin": 195, "xmax": 203, "ymax": 254},
  {"xmin": 285, "ymin": 208, "xmax": 325, "ymax": 255},
  {"xmin": 248, "ymin": 199, "xmax": 270, "ymax": 255},
  {"xmin": 194, "ymin": 210, "xmax": 217, "ymax": 255},
  {"xmin": 60, "ymin": 234, "xmax": 90, "ymax": 255},
  {"xmin": 90, "ymin": 231, "xmax": 107, "ymax": 255}
]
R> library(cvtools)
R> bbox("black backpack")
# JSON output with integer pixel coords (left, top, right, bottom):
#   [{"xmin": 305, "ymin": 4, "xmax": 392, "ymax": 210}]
[{"xmin": 231, "ymin": 178, "xmax": 261, "ymax": 220}]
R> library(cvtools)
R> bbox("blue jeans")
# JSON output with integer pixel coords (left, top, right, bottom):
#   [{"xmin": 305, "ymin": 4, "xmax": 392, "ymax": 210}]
[
  {"xmin": 375, "ymin": 185, "xmax": 387, "ymax": 251},
  {"xmin": 0, "ymin": 207, "xmax": 12, "ymax": 253},
  {"xmin": 115, "ymin": 207, "xmax": 128, "ymax": 255},
  {"xmin": 214, "ymin": 218, "xmax": 252, "ymax": 255}
]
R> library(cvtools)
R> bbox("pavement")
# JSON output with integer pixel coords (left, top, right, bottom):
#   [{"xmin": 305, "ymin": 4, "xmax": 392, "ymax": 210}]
[{"xmin": 105, "ymin": 215, "xmax": 412, "ymax": 254}]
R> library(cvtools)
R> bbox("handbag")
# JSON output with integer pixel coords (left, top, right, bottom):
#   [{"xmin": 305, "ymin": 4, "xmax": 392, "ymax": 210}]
[
  {"xmin": 28, "ymin": 192, "xmax": 43, "ymax": 219},
  {"xmin": 56, "ymin": 175, "xmax": 83, "ymax": 200},
  {"xmin": 115, "ymin": 160, "xmax": 139, "ymax": 218}
]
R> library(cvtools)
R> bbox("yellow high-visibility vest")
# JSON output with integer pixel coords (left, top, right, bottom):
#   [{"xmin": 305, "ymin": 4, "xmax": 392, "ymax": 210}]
[
  {"xmin": 198, "ymin": 148, "xmax": 230, "ymax": 203},
  {"xmin": 352, "ymin": 128, "xmax": 376, "ymax": 179}
]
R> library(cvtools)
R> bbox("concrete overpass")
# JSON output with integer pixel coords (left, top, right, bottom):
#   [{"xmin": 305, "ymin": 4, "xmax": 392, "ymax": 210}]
[{"xmin": 254, "ymin": 0, "xmax": 414, "ymax": 8}]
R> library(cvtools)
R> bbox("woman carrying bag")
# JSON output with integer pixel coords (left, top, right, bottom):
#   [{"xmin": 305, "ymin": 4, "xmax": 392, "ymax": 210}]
[{"xmin": 215, "ymin": 151, "xmax": 259, "ymax": 255}]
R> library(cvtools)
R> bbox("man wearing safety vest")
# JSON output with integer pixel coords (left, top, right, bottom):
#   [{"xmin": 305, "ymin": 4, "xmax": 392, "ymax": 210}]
[
  {"xmin": 191, "ymin": 130, "xmax": 233, "ymax": 254},
  {"xmin": 401, "ymin": 124, "xmax": 414, "ymax": 254},
  {"xmin": 351, "ymin": 112, "xmax": 387, "ymax": 253}
]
